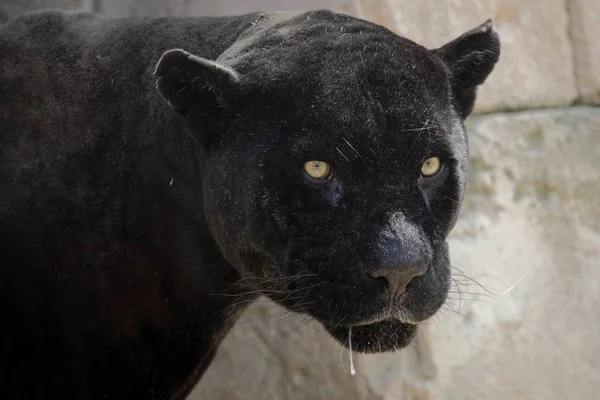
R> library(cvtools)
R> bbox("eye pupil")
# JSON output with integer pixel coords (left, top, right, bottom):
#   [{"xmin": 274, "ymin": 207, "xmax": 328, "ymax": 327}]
[
  {"xmin": 304, "ymin": 160, "xmax": 332, "ymax": 180},
  {"xmin": 421, "ymin": 156, "xmax": 441, "ymax": 177}
]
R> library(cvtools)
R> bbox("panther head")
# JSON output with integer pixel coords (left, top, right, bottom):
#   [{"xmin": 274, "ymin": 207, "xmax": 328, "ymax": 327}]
[{"xmin": 154, "ymin": 11, "xmax": 500, "ymax": 353}]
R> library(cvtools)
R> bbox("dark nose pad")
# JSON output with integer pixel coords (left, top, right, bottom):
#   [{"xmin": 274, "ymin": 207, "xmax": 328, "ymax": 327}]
[{"xmin": 368, "ymin": 264, "xmax": 427, "ymax": 297}]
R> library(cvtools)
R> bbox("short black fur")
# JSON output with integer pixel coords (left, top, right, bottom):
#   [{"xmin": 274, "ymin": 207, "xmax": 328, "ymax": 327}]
[{"xmin": 0, "ymin": 9, "xmax": 499, "ymax": 399}]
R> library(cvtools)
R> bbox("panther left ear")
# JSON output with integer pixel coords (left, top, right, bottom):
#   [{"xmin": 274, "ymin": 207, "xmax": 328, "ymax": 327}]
[
  {"xmin": 432, "ymin": 20, "xmax": 500, "ymax": 119},
  {"xmin": 154, "ymin": 49, "xmax": 240, "ymax": 115}
]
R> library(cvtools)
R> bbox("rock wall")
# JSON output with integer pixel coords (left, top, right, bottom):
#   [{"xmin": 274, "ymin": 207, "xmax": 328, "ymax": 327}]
[{"xmin": 3, "ymin": 1, "xmax": 599, "ymax": 399}]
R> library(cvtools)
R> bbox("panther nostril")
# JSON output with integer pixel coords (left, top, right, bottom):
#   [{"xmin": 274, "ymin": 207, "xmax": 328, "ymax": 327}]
[
  {"xmin": 371, "ymin": 274, "xmax": 389, "ymax": 288},
  {"xmin": 367, "ymin": 265, "xmax": 427, "ymax": 297},
  {"xmin": 405, "ymin": 273, "xmax": 423, "ymax": 291}
]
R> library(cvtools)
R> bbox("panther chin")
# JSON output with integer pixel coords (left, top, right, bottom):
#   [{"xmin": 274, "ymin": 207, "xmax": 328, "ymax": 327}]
[{"xmin": 324, "ymin": 318, "xmax": 418, "ymax": 353}]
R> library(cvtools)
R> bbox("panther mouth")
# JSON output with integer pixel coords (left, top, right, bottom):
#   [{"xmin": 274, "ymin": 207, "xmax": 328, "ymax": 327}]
[
  {"xmin": 323, "ymin": 318, "xmax": 418, "ymax": 353},
  {"xmin": 318, "ymin": 301, "xmax": 428, "ymax": 353},
  {"xmin": 264, "ymin": 260, "xmax": 449, "ymax": 353},
  {"xmin": 267, "ymin": 277, "xmax": 433, "ymax": 353}
]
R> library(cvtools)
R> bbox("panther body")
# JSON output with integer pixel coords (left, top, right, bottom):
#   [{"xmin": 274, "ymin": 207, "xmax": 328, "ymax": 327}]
[{"xmin": 0, "ymin": 10, "xmax": 499, "ymax": 399}]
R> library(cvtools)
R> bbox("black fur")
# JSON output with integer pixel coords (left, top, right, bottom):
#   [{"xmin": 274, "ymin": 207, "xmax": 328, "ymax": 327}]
[{"xmin": 0, "ymin": 9, "xmax": 499, "ymax": 399}]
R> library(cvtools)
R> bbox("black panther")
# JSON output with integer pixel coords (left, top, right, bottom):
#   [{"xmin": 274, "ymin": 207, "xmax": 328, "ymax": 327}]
[{"xmin": 0, "ymin": 9, "xmax": 499, "ymax": 399}]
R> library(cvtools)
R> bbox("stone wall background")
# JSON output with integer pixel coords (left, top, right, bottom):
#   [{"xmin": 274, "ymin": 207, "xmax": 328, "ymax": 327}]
[{"xmin": 3, "ymin": 0, "xmax": 599, "ymax": 398}]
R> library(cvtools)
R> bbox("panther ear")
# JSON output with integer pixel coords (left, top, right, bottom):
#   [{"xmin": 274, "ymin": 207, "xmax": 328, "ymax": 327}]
[
  {"xmin": 154, "ymin": 49, "xmax": 240, "ymax": 115},
  {"xmin": 432, "ymin": 19, "xmax": 500, "ymax": 119}
]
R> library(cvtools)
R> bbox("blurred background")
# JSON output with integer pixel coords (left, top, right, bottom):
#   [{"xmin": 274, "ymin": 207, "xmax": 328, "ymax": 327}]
[{"xmin": 2, "ymin": 0, "xmax": 599, "ymax": 399}]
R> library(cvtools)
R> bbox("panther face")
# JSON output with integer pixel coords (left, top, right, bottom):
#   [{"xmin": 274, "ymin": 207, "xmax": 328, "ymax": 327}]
[{"xmin": 155, "ymin": 11, "xmax": 500, "ymax": 352}]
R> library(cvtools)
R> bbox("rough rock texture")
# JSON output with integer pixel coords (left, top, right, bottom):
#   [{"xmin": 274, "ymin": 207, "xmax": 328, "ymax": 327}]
[
  {"xmin": 569, "ymin": 0, "xmax": 600, "ymax": 104},
  {"xmin": 3, "ymin": 1, "xmax": 600, "ymax": 399},
  {"xmin": 355, "ymin": 0, "xmax": 395, "ymax": 32},
  {"xmin": 359, "ymin": 0, "xmax": 578, "ymax": 113}
]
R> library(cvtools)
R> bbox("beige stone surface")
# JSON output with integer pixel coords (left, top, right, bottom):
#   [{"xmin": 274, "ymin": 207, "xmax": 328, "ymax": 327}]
[
  {"xmin": 355, "ymin": 0, "xmax": 396, "ymax": 31},
  {"xmin": 192, "ymin": 107, "xmax": 600, "ymax": 399},
  {"xmin": 357, "ymin": 0, "xmax": 578, "ymax": 113},
  {"xmin": 569, "ymin": 0, "xmax": 600, "ymax": 104}
]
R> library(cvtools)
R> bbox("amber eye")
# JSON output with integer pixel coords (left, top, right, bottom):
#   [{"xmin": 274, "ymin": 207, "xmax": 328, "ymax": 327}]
[
  {"xmin": 303, "ymin": 161, "xmax": 332, "ymax": 180},
  {"xmin": 421, "ymin": 157, "xmax": 441, "ymax": 177}
]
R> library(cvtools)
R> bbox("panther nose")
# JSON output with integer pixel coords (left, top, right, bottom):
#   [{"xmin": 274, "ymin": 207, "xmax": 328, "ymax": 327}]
[{"xmin": 368, "ymin": 264, "xmax": 427, "ymax": 297}]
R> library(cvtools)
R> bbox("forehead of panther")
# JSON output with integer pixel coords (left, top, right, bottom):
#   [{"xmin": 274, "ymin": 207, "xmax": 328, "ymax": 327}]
[
  {"xmin": 222, "ymin": 10, "xmax": 450, "ymax": 96},
  {"xmin": 221, "ymin": 13, "xmax": 457, "ymax": 147}
]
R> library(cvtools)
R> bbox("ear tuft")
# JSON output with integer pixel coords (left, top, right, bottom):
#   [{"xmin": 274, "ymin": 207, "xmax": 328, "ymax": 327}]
[
  {"xmin": 154, "ymin": 48, "xmax": 240, "ymax": 114},
  {"xmin": 432, "ymin": 19, "xmax": 500, "ymax": 119}
]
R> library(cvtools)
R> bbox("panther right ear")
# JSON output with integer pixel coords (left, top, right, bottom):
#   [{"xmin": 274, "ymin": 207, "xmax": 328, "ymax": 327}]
[
  {"xmin": 154, "ymin": 49, "xmax": 240, "ymax": 115},
  {"xmin": 432, "ymin": 20, "xmax": 500, "ymax": 119}
]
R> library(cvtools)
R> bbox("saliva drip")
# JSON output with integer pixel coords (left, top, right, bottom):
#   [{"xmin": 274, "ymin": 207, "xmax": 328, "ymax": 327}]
[{"xmin": 348, "ymin": 326, "xmax": 356, "ymax": 376}]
